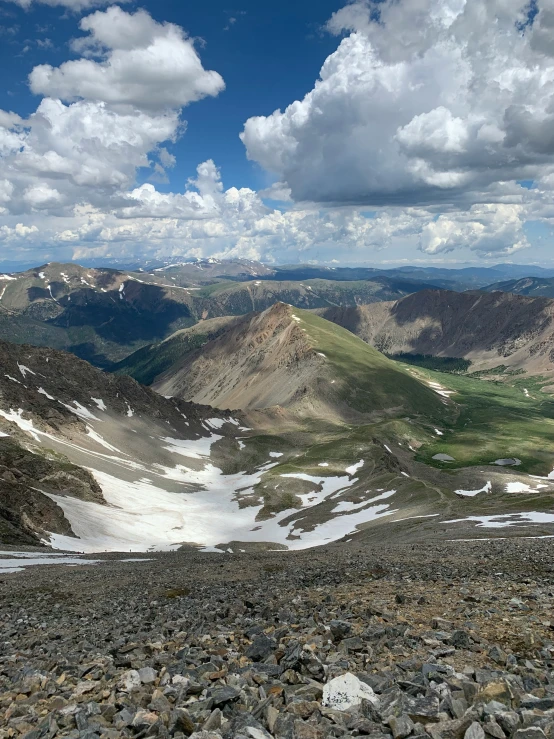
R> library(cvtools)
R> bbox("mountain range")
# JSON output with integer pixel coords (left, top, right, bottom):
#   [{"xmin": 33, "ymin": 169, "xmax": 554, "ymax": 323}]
[
  {"xmin": 2, "ymin": 259, "xmax": 554, "ymax": 370},
  {"xmin": 2, "ymin": 258, "xmax": 554, "ymax": 552}
]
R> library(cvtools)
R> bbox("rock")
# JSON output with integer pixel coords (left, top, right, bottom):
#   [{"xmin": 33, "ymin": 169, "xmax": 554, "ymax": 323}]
[
  {"xmin": 404, "ymin": 695, "xmax": 441, "ymax": 723},
  {"xmin": 513, "ymin": 730, "xmax": 548, "ymax": 739},
  {"xmin": 222, "ymin": 713, "xmax": 272, "ymax": 739},
  {"xmin": 329, "ymin": 620, "xmax": 352, "ymax": 641},
  {"xmin": 389, "ymin": 713, "xmax": 416, "ymax": 739},
  {"xmin": 465, "ymin": 723, "xmax": 486, "ymax": 739},
  {"xmin": 293, "ymin": 721, "xmax": 326, "ymax": 739},
  {"xmin": 138, "ymin": 666, "xmax": 158, "ymax": 684},
  {"xmin": 171, "ymin": 708, "xmax": 196, "ymax": 736},
  {"xmin": 488, "ymin": 646, "xmax": 507, "ymax": 666},
  {"xmin": 210, "ymin": 685, "xmax": 241, "ymax": 707},
  {"xmin": 245, "ymin": 634, "xmax": 276, "ymax": 662},
  {"xmin": 322, "ymin": 672, "xmax": 379, "ymax": 711},
  {"xmin": 449, "ymin": 630, "xmax": 471, "ymax": 649}
]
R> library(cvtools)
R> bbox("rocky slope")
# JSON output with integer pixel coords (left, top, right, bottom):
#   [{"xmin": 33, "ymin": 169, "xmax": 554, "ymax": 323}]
[
  {"xmin": 3, "ymin": 539, "xmax": 554, "ymax": 739},
  {"xmin": 320, "ymin": 289, "xmax": 554, "ymax": 376}
]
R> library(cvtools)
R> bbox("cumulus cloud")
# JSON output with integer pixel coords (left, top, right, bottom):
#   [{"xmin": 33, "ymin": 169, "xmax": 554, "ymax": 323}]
[
  {"xmin": 29, "ymin": 7, "xmax": 225, "ymax": 111},
  {"xmin": 241, "ymin": 0, "xmax": 554, "ymax": 208},
  {"xmin": 0, "ymin": 6, "xmax": 225, "ymax": 218},
  {"xmin": 0, "ymin": 97, "xmax": 181, "ymax": 213},
  {"xmin": 420, "ymin": 205, "xmax": 529, "ymax": 255}
]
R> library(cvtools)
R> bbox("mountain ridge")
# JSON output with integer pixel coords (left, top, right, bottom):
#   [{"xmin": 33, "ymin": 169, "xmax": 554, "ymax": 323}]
[{"xmin": 318, "ymin": 288, "xmax": 554, "ymax": 376}]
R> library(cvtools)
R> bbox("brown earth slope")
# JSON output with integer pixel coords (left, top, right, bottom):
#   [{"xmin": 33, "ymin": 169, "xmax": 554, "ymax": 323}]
[
  {"xmin": 320, "ymin": 288, "xmax": 554, "ymax": 375},
  {"xmin": 152, "ymin": 303, "xmax": 321, "ymax": 410}
]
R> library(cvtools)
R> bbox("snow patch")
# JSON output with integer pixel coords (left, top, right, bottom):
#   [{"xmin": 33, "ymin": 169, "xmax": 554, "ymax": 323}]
[
  {"xmin": 333, "ymin": 490, "xmax": 396, "ymax": 513},
  {"xmin": 18, "ymin": 364, "xmax": 36, "ymax": 379},
  {"xmin": 86, "ymin": 426, "xmax": 121, "ymax": 453},
  {"xmin": 455, "ymin": 481, "xmax": 492, "ymax": 497},
  {"xmin": 91, "ymin": 398, "xmax": 107, "ymax": 411},
  {"xmin": 37, "ymin": 387, "xmax": 55, "ymax": 400},
  {"xmin": 345, "ymin": 460, "xmax": 364, "ymax": 476},
  {"xmin": 446, "ymin": 512, "xmax": 554, "ymax": 528},
  {"xmin": 60, "ymin": 401, "xmax": 100, "ymax": 422}
]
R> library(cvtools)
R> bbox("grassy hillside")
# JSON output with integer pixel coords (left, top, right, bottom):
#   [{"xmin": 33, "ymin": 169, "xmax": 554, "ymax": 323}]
[
  {"xmin": 406, "ymin": 366, "xmax": 554, "ymax": 476},
  {"xmin": 294, "ymin": 309, "xmax": 447, "ymax": 421}
]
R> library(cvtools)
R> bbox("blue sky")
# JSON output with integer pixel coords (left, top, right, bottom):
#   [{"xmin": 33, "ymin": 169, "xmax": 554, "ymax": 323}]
[
  {"xmin": 0, "ymin": 0, "xmax": 342, "ymax": 194},
  {"xmin": 0, "ymin": 0, "xmax": 554, "ymax": 267}
]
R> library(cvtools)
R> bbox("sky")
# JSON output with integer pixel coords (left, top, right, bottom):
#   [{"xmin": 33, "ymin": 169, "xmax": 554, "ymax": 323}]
[{"xmin": 1, "ymin": 0, "xmax": 554, "ymax": 267}]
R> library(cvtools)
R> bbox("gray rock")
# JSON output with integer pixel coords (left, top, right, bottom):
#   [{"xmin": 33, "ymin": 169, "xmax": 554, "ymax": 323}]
[
  {"xmin": 465, "ymin": 723, "xmax": 486, "ymax": 739},
  {"xmin": 389, "ymin": 713, "xmax": 416, "ymax": 739}
]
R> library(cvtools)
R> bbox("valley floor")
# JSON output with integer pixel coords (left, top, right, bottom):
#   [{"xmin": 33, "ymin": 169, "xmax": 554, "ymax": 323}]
[{"xmin": 2, "ymin": 539, "xmax": 554, "ymax": 739}]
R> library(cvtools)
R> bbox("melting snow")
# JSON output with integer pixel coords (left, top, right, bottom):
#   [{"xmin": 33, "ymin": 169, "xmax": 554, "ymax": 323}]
[
  {"xmin": 505, "ymin": 482, "xmax": 546, "ymax": 494},
  {"xmin": 318, "ymin": 462, "xmax": 329, "ymax": 467},
  {"xmin": 446, "ymin": 512, "xmax": 554, "ymax": 528},
  {"xmin": 161, "ymin": 434, "xmax": 223, "ymax": 460},
  {"xmin": 37, "ymin": 387, "xmax": 55, "ymax": 400},
  {"xmin": 0, "ymin": 274, "xmax": 16, "ymax": 281},
  {"xmin": 206, "ymin": 418, "xmax": 226, "ymax": 429},
  {"xmin": 0, "ymin": 553, "xmax": 101, "ymax": 575},
  {"xmin": 60, "ymin": 401, "xmax": 100, "ymax": 421},
  {"xmin": 86, "ymin": 426, "xmax": 121, "ymax": 453},
  {"xmin": 434, "ymin": 428, "xmax": 444, "ymax": 436},
  {"xmin": 269, "ymin": 452, "xmax": 283, "ymax": 458},
  {"xmin": 345, "ymin": 460, "xmax": 364, "ymax": 475},
  {"xmin": 333, "ymin": 490, "xmax": 396, "ymax": 513},
  {"xmin": 5, "ymin": 374, "xmax": 21, "ymax": 384},
  {"xmin": 0, "ymin": 408, "xmax": 41, "ymax": 441},
  {"xmin": 18, "ymin": 364, "xmax": 36, "ymax": 379},
  {"xmin": 91, "ymin": 398, "xmax": 107, "ymax": 411},
  {"xmin": 455, "ymin": 481, "xmax": 492, "ymax": 497}
]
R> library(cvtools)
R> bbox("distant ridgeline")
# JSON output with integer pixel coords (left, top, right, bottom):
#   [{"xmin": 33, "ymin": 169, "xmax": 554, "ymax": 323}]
[{"xmin": 388, "ymin": 353, "xmax": 472, "ymax": 374}]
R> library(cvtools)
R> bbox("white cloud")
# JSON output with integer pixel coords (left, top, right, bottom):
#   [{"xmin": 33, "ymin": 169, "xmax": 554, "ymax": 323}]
[
  {"xmin": 0, "ymin": 6, "xmax": 224, "ymax": 219},
  {"xmin": 420, "ymin": 204, "xmax": 529, "ymax": 255},
  {"xmin": 3, "ymin": 0, "xmax": 128, "ymax": 10},
  {"xmin": 241, "ymin": 0, "xmax": 554, "ymax": 208},
  {"xmin": 29, "ymin": 6, "xmax": 225, "ymax": 111},
  {"xmin": 0, "ymin": 98, "xmax": 181, "ymax": 213}
]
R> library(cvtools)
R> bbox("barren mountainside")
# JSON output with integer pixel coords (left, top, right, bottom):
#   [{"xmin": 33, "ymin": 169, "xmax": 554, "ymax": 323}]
[
  {"xmin": 152, "ymin": 302, "xmax": 446, "ymax": 420},
  {"xmin": 320, "ymin": 288, "xmax": 554, "ymax": 375}
]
